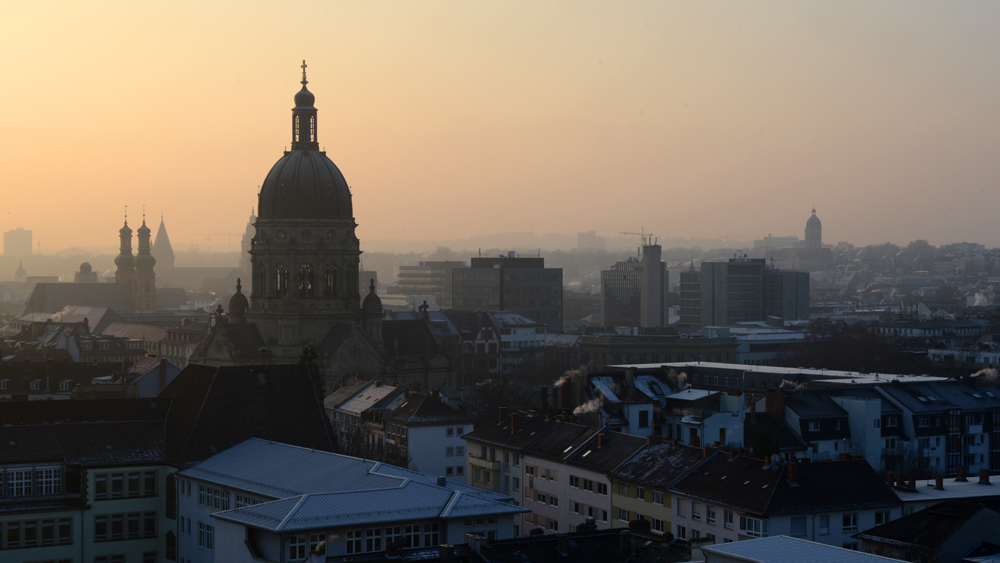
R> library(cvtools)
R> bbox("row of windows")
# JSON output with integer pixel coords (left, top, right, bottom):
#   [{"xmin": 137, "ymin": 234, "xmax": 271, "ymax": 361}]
[
  {"xmin": 198, "ymin": 484, "xmax": 229, "ymax": 510},
  {"xmin": 95, "ymin": 471, "xmax": 157, "ymax": 500},
  {"xmin": 1, "ymin": 466, "xmax": 62, "ymax": 498},
  {"xmin": 568, "ymin": 475, "xmax": 608, "ymax": 496},
  {"xmin": 0, "ymin": 518, "xmax": 72, "ymax": 550},
  {"xmin": 570, "ymin": 500, "xmax": 608, "ymax": 522},
  {"xmin": 94, "ymin": 512, "xmax": 157, "ymax": 542},
  {"xmin": 341, "ymin": 524, "xmax": 439, "ymax": 556}
]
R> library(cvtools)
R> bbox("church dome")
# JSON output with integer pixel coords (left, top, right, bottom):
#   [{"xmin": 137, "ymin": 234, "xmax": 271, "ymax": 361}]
[
  {"xmin": 294, "ymin": 85, "xmax": 315, "ymax": 109},
  {"xmin": 362, "ymin": 279, "xmax": 382, "ymax": 312},
  {"xmin": 257, "ymin": 150, "xmax": 353, "ymax": 221},
  {"xmin": 80, "ymin": 262, "xmax": 93, "ymax": 273},
  {"xmin": 806, "ymin": 208, "xmax": 821, "ymax": 230},
  {"xmin": 229, "ymin": 278, "xmax": 249, "ymax": 314}
]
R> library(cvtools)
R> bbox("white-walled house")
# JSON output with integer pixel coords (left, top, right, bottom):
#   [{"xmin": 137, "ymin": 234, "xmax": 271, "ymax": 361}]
[
  {"xmin": 383, "ymin": 392, "xmax": 475, "ymax": 481},
  {"xmin": 176, "ymin": 438, "xmax": 524, "ymax": 563},
  {"xmin": 670, "ymin": 455, "xmax": 902, "ymax": 550}
]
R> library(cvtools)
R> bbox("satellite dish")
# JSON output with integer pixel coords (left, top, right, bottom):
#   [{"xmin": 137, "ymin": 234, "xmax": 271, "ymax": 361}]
[{"xmin": 771, "ymin": 454, "xmax": 780, "ymax": 463}]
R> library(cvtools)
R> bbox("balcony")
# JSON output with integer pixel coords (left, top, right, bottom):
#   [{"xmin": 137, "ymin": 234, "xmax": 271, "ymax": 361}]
[{"xmin": 468, "ymin": 455, "xmax": 501, "ymax": 472}]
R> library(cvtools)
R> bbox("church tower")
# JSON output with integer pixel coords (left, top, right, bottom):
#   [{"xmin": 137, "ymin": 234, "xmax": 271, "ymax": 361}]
[
  {"xmin": 134, "ymin": 215, "xmax": 157, "ymax": 311},
  {"xmin": 115, "ymin": 217, "xmax": 135, "ymax": 286},
  {"xmin": 805, "ymin": 208, "xmax": 822, "ymax": 251},
  {"xmin": 152, "ymin": 214, "xmax": 175, "ymax": 274},
  {"xmin": 246, "ymin": 61, "xmax": 362, "ymax": 354}
]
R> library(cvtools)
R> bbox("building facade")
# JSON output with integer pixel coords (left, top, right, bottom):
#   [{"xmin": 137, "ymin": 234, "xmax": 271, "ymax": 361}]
[
  {"xmin": 601, "ymin": 241, "xmax": 668, "ymax": 328},
  {"xmin": 452, "ymin": 254, "xmax": 563, "ymax": 333}
]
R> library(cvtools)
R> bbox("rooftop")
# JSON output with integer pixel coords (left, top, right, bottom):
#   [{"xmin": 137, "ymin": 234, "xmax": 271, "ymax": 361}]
[
  {"xmin": 854, "ymin": 501, "xmax": 994, "ymax": 552},
  {"xmin": 702, "ymin": 535, "xmax": 907, "ymax": 563},
  {"xmin": 609, "ymin": 442, "xmax": 708, "ymax": 489}
]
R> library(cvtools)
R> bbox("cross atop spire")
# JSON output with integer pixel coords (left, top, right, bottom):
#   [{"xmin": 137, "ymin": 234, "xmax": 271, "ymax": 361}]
[{"xmin": 301, "ymin": 60, "xmax": 308, "ymax": 85}]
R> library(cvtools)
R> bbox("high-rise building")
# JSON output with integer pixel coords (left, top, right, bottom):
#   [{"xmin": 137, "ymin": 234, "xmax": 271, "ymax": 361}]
[
  {"xmin": 600, "ymin": 242, "xmax": 667, "ymax": 328},
  {"xmin": 396, "ymin": 260, "xmax": 466, "ymax": 307},
  {"xmin": 452, "ymin": 253, "xmax": 562, "ymax": 332},
  {"xmin": 678, "ymin": 262, "xmax": 702, "ymax": 330},
  {"xmin": 693, "ymin": 258, "xmax": 809, "ymax": 329},
  {"xmin": 4, "ymin": 227, "xmax": 32, "ymax": 258}
]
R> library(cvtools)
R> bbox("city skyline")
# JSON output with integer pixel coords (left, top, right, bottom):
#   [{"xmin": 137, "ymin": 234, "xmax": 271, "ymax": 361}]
[{"xmin": 4, "ymin": 2, "xmax": 1000, "ymax": 251}]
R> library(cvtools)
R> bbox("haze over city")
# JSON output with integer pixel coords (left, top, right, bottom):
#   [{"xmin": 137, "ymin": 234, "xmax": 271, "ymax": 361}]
[{"xmin": 4, "ymin": 1, "xmax": 1000, "ymax": 252}]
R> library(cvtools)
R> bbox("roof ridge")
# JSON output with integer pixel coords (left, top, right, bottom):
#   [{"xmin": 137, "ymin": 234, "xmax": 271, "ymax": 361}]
[
  {"xmin": 276, "ymin": 494, "xmax": 310, "ymax": 531},
  {"xmin": 439, "ymin": 490, "xmax": 462, "ymax": 518}
]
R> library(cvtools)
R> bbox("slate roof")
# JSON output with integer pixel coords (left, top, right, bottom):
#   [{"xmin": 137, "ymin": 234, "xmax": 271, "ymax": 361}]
[
  {"xmin": 462, "ymin": 414, "xmax": 560, "ymax": 451},
  {"xmin": 566, "ymin": 431, "xmax": 648, "ymax": 474},
  {"xmin": 0, "ymin": 420, "xmax": 164, "ymax": 466},
  {"xmin": 524, "ymin": 422, "xmax": 597, "ymax": 461},
  {"xmin": 877, "ymin": 381, "xmax": 1000, "ymax": 414},
  {"xmin": 672, "ymin": 456, "xmax": 901, "ymax": 516},
  {"xmin": 384, "ymin": 393, "xmax": 474, "ymax": 427},
  {"xmin": 608, "ymin": 442, "xmax": 709, "ymax": 489},
  {"xmin": 854, "ymin": 500, "xmax": 994, "ymax": 551},
  {"xmin": 744, "ymin": 413, "xmax": 811, "ymax": 452},
  {"xmin": 382, "ymin": 320, "xmax": 440, "ymax": 357},
  {"xmin": 786, "ymin": 391, "xmax": 849, "ymax": 418},
  {"xmin": 158, "ymin": 363, "xmax": 335, "ymax": 466}
]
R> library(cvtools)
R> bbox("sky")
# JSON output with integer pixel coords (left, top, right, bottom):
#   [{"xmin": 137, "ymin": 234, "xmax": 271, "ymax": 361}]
[{"xmin": 3, "ymin": 1, "xmax": 1000, "ymax": 253}]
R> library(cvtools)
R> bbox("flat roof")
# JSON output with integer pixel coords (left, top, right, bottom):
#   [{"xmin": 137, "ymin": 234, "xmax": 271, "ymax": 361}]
[
  {"xmin": 892, "ymin": 478, "xmax": 1000, "ymax": 504},
  {"xmin": 609, "ymin": 362, "xmax": 948, "ymax": 383},
  {"xmin": 701, "ymin": 535, "xmax": 907, "ymax": 563}
]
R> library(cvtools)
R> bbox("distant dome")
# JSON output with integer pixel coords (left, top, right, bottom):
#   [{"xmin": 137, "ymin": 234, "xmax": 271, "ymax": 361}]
[
  {"xmin": 806, "ymin": 209, "xmax": 822, "ymax": 230},
  {"xmin": 80, "ymin": 262, "xmax": 93, "ymax": 273},
  {"xmin": 229, "ymin": 278, "xmax": 249, "ymax": 314},
  {"xmin": 362, "ymin": 279, "xmax": 382, "ymax": 312}
]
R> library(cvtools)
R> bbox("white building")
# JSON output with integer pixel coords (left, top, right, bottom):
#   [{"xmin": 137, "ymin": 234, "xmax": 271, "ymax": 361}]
[
  {"xmin": 176, "ymin": 438, "xmax": 525, "ymax": 563},
  {"xmin": 383, "ymin": 392, "xmax": 475, "ymax": 481},
  {"xmin": 492, "ymin": 311, "xmax": 546, "ymax": 374}
]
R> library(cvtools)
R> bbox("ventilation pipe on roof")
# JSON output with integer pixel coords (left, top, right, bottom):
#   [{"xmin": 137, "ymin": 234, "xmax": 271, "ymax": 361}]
[
  {"xmin": 788, "ymin": 458, "xmax": 799, "ymax": 484},
  {"xmin": 935, "ymin": 475, "xmax": 944, "ymax": 490},
  {"xmin": 980, "ymin": 469, "xmax": 990, "ymax": 485},
  {"xmin": 956, "ymin": 466, "xmax": 968, "ymax": 482}
]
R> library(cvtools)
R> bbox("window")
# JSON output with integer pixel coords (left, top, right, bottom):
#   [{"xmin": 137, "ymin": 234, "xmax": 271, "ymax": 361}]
[
  {"xmin": 808, "ymin": 421, "xmax": 820, "ymax": 432},
  {"xmin": 536, "ymin": 492, "xmax": 546, "ymax": 504},
  {"xmin": 35, "ymin": 467, "xmax": 62, "ymax": 495},
  {"xmin": 874, "ymin": 419, "xmax": 881, "ymax": 429},
  {"xmin": 423, "ymin": 523, "xmax": 439, "ymax": 547},
  {"xmin": 236, "ymin": 493, "xmax": 261, "ymax": 508},
  {"xmin": 446, "ymin": 427, "xmax": 455, "ymax": 437},
  {"xmin": 887, "ymin": 417, "xmax": 897, "ymax": 428},
  {"xmin": 346, "ymin": 530, "xmax": 363, "ymax": 553},
  {"xmin": 819, "ymin": 514, "xmax": 830, "ymax": 535},
  {"xmin": 288, "ymin": 535, "xmax": 308, "ymax": 560},
  {"xmin": 676, "ymin": 500, "xmax": 684, "ymax": 517},
  {"xmin": 549, "ymin": 496, "xmax": 558, "ymax": 507},
  {"xmin": 446, "ymin": 447, "xmax": 454, "ymax": 457},
  {"xmin": 740, "ymin": 516, "xmax": 766, "ymax": 538},
  {"xmin": 547, "ymin": 520, "xmax": 559, "ymax": 531},
  {"xmin": 525, "ymin": 465, "xmax": 535, "ymax": 476},
  {"xmin": 597, "ymin": 483, "xmax": 608, "ymax": 496},
  {"xmin": 651, "ymin": 518, "xmax": 664, "ymax": 534},
  {"xmin": 652, "ymin": 491, "xmax": 663, "ymax": 505},
  {"xmin": 366, "ymin": 528, "xmax": 383, "ymax": 552},
  {"xmin": 484, "ymin": 471, "xmax": 491, "ymax": 484},
  {"xmin": 875, "ymin": 511, "xmax": 891, "ymax": 525},
  {"xmin": 618, "ymin": 508, "xmax": 629, "ymax": 522},
  {"xmin": 197, "ymin": 484, "xmax": 229, "ymax": 510},
  {"xmin": 618, "ymin": 482, "xmax": 629, "ymax": 496},
  {"xmin": 790, "ymin": 517, "xmax": 807, "ymax": 537},
  {"xmin": 403, "ymin": 525, "xmax": 420, "ymax": 548},
  {"xmin": 635, "ymin": 487, "xmax": 645, "ymax": 500},
  {"xmin": 197, "ymin": 521, "xmax": 214, "ymax": 550},
  {"xmin": 677, "ymin": 525, "xmax": 686, "ymax": 539},
  {"xmin": 456, "ymin": 446, "xmax": 464, "ymax": 456},
  {"xmin": 723, "ymin": 510, "xmax": 734, "ymax": 529},
  {"xmin": 456, "ymin": 427, "xmax": 465, "ymax": 436},
  {"xmin": 842, "ymin": 513, "xmax": 858, "ymax": 533},
  {"xmin": 918, "ymin": 418, "xmax": 930, "ymax": 428},
  {"xmin": 692, "ymin": 503, "xmax": 701, "ymax": 520},
  {"xmin": 6, "ymin": 468, "xmax": 32, "ymax": 497},
  {"xmin": 512, "ymin": 477, "xmax": 519, "ymax": 490},
  {"xmin": 707, "ymin": 506, "xmax": 716, "ymax": 524},
  {"xmin": 638, "ymin": 410, "xmax": 649, "ymax": 428},
  {"xmin": 570, "ymin": 475, "xmax": 580, "ymax": 488}
]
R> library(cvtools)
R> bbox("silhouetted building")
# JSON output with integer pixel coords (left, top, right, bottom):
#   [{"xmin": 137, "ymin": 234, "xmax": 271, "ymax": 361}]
[
  {"xmin": 4, "ymin": 226, "xmax": 32, "ymax": 257},
  {"xmin": 577, "ymin": 230, "xmax": 607, "ymax": 250},
  {"xmin": 14, "ymin": 260, "xmax": 27, "ymax": 282},
  {"xmin": 396, "ymin": 260, "xmax": 466, "ymax": 306},
  {"xmin": 74, "ymin": 262, "xmax": 98, "ymax": 283},
  {"xmin": 452, "ymin": 253, "xmax": 563, "ymax": 332},
  {"xmin": 600, "ymin": 241, "xmax": 667, "ymax": 328},
  {"xmin": 239, "ymin": 208, "xmax": 254, "ymax": 279},
  {"xmin": 152, "ymin": 214, "xmax": 174, "ymax": 274},
  {"xmin": 113, "ymin": 214, "xmax": 157, "ymax": 312},
  {"xmin": 678, "ymin": 262, "xmax": 701, "ymax": 330}
]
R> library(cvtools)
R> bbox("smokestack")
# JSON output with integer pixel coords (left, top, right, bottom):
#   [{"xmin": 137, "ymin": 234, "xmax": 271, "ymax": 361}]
[
  {"xmin": 498, "ymin": 407, "xmax": 507, "ymax": 425},
  {"xmin": 980, "ymin": 469, "xmax": 990, "ymax": 485},
  {"xmin": 788, "ymin": 458, "xmax": 798, "ymax": 484},
  {"xmin": 765, "ymin": 388, "xmax": 785, "ymax": 423},
  {"xmin": 935, "ymin": 475, "xmax": 944, "ymax": 490},
  {"xmin": 159, "ymin": 358, "xmax": 167, "ymax": 391},
  {"xmin": 702, "ymin": 447, "xmax": 708, "ymax": 459},
  {"xmin": 886, "ymin": 473, "xmax": 895, "ymax": 487},
  {"xmin": 598, "ymin": 434, "xmax": 604, "ymax": 449},
  {"xmin": 510, "ymin": 413, "xmax": 517, "ymax": 435},
  {"xmin": 956, "ymin": 466, "xmax": 968, "ymax": 482}
]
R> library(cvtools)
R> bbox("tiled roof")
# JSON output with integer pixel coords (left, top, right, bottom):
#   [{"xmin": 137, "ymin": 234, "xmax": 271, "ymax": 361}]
[
  {"xmin": 672, "ymin": 456, "xmax": 901, "ymax": 516},
  {"xmin": 462, "ymin": 414, "xmax": 560, "ymax": 451},
  {"xmin": 744, "ymin": 413, "xmax": 811, "ymax": 452},
  {"xmin": 159, "ymin": 364, "xmax": 335, "ymax": 466},
  {"xmin": 607, "ymin": 442, "xmax": 708, "ymax": 489},
  {"xmin": 0, "ymin": 397, "xmax": 170, "ymax": 425},
  {"xmin": 384, "ymin": 393, "xmax": 474, "ymax": 427},
  {"xmin": 323, "ymin": 380, "xmax": 373, "ymax": 409},
  {"xmin": 566, "ymin": 431, "xmax": 647, "ymax": 474},
  {"xmin": 524, "ymin": 422, "xmax": 597, "ymax": 461},
  {"xmin": 854, "ymin": 500, "xmax": 993, "ymax": 551}
]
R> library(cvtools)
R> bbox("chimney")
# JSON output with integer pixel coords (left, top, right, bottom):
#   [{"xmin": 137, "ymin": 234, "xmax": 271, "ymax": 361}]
[
  {"xmin": 702, "ymin": 447, "xmax": 708, "ymax": 459},
  {"xmin": 498, "ymin": 407, "xmax": 507, "ymax": 425},
  {"xmin": 980, "ymin": 469, "xmax": 990, "ymax": 485},
  {"xmin": 556, "ymin": 534, "xmax": 570, "ymax": 556},
  {"xmin": 720, "ymin": 427, "xmax": 727, "ymax": 446},
  {"xmin": 672, "ymin": 440, "xmax": 678, "ymax": 448},
  {"xmin": 956, "ymin": 466, "xmax": 968, "ymax": 482},
  {"xmin": 691, "ymin": 435, "xmax": 700, "ymax": 447},
  {"xmin": 437, "ymin": 476, "xmax": 446, "ymax": 487},
  {"xmin": 625, "ymin": 367, "xmax": 636, "ymax": 388},
  {"xmin": 540, "ymin": 386, "xmax": 549, "ymax": 411},
  {"xmin": 439, "ymin": 545, "xmax": 454, "ymax": 563},
  {"xmin": 788, "ymin": 458, "xmax": 799, "ymax": 484},
  {"xmin": 598, "ymin": 434, "xmax": 604, "ymax": 449},
  {"xmin": 646, "ymin": 435, "xmax": 655, "ymax": 446},
  {"xmin": 897, "ymin": 474, "xmax": 905, "ymax": 487},
  {"xmin": 886, "ymin": 472, "xmax": 895, "ymax": 487},
  {"xmin": 729, "ymin": 450, "xmax": 737, "ymax": 461},
  {"xmin": 617, "ymin": 531, "xmax": 632, "ymax": 563},
  {"xmin": 935, "ymin": 475, "xmax": 944, "ymax": 490},
  {"xmin": 159, "ymin": 358, "xmax": 167, "ymax": 391},
  {"xmin": 558, "ymin": 384, "xmax": 572, "ymax": 410},
  {"xmin": 839, "ymin": 453, "xmax": 849, "ymax": 461},
  {"xmin": 386, "ymin": 539, "xmax": 401, "ymax": 559},
  {"xmin": 908, "ymin": 477, "xmax": 916, "ymax": 489},
  {"xmin": 510, "ymin": 413, "xmax": 517, "ymax": 435}
]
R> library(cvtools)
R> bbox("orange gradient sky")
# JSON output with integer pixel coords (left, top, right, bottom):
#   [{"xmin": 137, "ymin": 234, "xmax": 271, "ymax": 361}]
[{"xmin": 3, "ymin": 1, "xmax": 1000, "ymax": 252}]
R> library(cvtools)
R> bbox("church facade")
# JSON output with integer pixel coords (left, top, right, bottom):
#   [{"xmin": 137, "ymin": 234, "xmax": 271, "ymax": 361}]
[{"xmin": 191, "ymin": 64, "xmax": 457, "ymax": 394}]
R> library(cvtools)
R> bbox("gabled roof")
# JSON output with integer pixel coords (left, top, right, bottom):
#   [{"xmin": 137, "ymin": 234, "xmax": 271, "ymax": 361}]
[
  {"xmin": 672, "ymin": 456, "xmax": 901, "ymax": 516},
  {"xmin": 462, "ymin": 414, "xmax": 560, "ymax": 451},
  {"xmin": 567, "ymin": 431, "xmax": 648, "ymax": 474},
  {"xmin": 524, "ymin": 422, "xmax": 597, "ymax": 461},
  {"xmin": 101, "ymin": 322, "xmax": 169, "ymax": 342},
  {"xmin": 745, "ymin": 413, "xmax": 811, "ymax": 452},
  {"xmin": 786, "ymin": 391, "xmax": 849, "ymax": 418},
  {"xmin": 323, "ymin": 379, "xmax": 373, "ymax": 410},
  {"xmin": 384, "ymin": 393, "xmax": 474, "ymax": 427},
  {"xmin": 158, "ymin": 364, "xmax": 335, "ymax": 466},
  {"xmin": 855, "ymin": 500, "xmax": 996, "ymax": 552},
  {"xmin": 609, "ymin": 442, "xmax": 708, "ymax": 489}
]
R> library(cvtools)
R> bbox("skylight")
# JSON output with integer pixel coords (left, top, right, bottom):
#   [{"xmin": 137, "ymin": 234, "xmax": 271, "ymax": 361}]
[
  {"xmin": 582, "ymin": 450, "xmax": 592, "ymax": 457},
  {"xmin": 743, "ymin": 480, "xmax": 750, "ymax": 485},
  {"xmin": 563, "ymin": 445, "xmax": 573, "ymax": 453}
]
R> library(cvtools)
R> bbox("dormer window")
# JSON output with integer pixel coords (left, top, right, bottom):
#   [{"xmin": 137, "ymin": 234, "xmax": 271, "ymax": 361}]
[
  {"xmin": 82, "ymin": 343, "xmax": 92, "ymax": 350},
  {"xmin": 30, "ymin": 380, "xmax": 41, "ymax": 391},
  {"xmin": 99, "ymin": 342, "xmax": 109, "ymax": 351},
  {"xmin": 808, "ymin": 421, "xmax": 820, "ymax": 432},
  {"xmin": 60, "ymin": 380, "xmax": 71, "ymax": 391}
]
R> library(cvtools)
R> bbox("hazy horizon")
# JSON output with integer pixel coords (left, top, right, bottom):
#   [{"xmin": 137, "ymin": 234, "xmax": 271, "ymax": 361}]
[{"xmin": 4, "ymin": 2, "xmax": 999, "ymax": 251}]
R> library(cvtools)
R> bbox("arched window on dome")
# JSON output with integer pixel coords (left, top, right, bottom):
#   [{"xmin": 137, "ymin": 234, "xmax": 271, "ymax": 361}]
[
  {"xmin": 294, "ymin": 116, "xmax": 300, "ymax": 143},
  {"xmin": 310, "ymin": 116, "xmax": 316, "ymax": 142},
  {"xmin": 275, "ymin": 264, "xmax": 289, "ymax": 297},
  {"xmin": 298, "ymin": 264, "xmax": 315, "ymax": 297},
  {"xmin": 324, "ymin": 267, "xmax": 337, "ymax": 297}
]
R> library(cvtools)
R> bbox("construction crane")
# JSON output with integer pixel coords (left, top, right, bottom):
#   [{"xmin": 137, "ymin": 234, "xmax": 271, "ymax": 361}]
[
  {"xmin": 195, "ymin": 233, "xmax": 239, "ymax": 251},
  {"xmin": 619, "ymin": 228, "xmax": 656, "ymax": 246}
]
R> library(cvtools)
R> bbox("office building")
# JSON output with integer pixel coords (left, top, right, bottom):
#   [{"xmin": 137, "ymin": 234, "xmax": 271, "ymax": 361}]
[
  {"xmin": 601, "ymin": 241, "xmax": 667, "ymax": 328},
  {"xmin": 4, "ymin": 227, "xmax": 32, "ymax": 257},
  {"xmin": 396, "ymin": 260, "xmax": 466, "ymax": 307},
  {"xmin": 452, "ymin": 253, "xmax": 562, "ymax": 332},
  {"xmin": 682, "ymin": 258, "xmax": 809, "ymax": 330}
]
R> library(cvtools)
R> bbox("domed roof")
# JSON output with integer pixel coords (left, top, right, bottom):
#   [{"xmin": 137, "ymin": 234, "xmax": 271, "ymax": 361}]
[
  {"xmin": 119, "ymin": 220, "xmax": 132, "ymax": 236},
  {"xmin": 229, "ymin": 279, "xmax": 249, "ymax": 313},
  {"xmin": 806, "ymin": 208, "xmax": 821, "ymax": 230},
  {"xmin": 258, "ymin": 150, "xmax": 353, "ymax": 221},
  {"xmin": 137, "ymin": 220, "xmax": 151, "ymax": 236},
  {"xmin": 362, "ymin": 279, "xmax": 382, "ymax": 312},
  {"xmin": 80, "ymin": 262, "xmax": 93, "ymax": 273},
  {"xmin": 294, "ymin": 85, "xmax": 315, "ymax": 109}
]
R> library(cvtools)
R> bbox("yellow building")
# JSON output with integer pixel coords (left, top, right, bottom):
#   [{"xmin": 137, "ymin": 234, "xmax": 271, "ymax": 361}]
[{"xmin": 609, "ymin": 443, "xmax": 714, "ymax": 536}]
